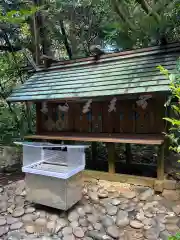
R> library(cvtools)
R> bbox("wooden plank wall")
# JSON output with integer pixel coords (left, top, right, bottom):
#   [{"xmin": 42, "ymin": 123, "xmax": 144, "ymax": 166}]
[{"xmin": 37, "ymin": 97, "xmax": 165, "ymax": 134}]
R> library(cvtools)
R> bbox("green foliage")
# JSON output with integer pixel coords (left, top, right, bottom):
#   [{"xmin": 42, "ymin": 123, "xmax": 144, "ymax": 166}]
[
  {"xmin": 1, "ymin": 0, "xmax": 180, "ymax": 59},
  {"xmin": 0, "ymin": 7, "xmax": 39, "ymax": 24},
  {"xmin": 0, "ymin": 52, "xmax": 35, "ymax": 145},
  {"xmin": 158, "ymin": 59, "xmax": 180, "ymax": 155},
  {"xmin": 169, "ymin": 233, "xmax": 180, "ymax": 240},
  {"xmin": 0, "ymin": 2, "xmax": 39, "ymax": 146},
  {"xmin": 43, "ymin": 0, "xmax": 180, "ymax": 58},
  {"xmin": 48, "ymin": 0, "xmax": 110, "ymax": 58},
  {"xmin": 0, "ymin": 3, "xmax": 40, "ymax": 57},
  {"xmin": 103, "ymin": 0, "xmax": 180, "ymax": 49}
]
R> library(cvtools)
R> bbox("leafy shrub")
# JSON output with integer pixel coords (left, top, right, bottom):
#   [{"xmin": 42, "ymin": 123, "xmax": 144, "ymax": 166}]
[
  {"xmin": 157, "ymin": 59, "xmax": 180, "ymax": 156},
  {"xmin": 0, "ymin": 53, "xmax": 35, "ymax": 145},
  {"xmin": 169, "ymin": 233, "xmax": 180, "ymax": 240},
  {"xmin": 158, "ymin": 61, "xmax": 180, "ymax": 240}
]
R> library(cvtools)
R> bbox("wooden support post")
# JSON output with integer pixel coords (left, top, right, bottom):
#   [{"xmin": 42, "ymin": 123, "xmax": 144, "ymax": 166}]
[
  {"xmin": 91, "ymin": 142, "xmax": 97, "ymax": 170},
  {"xmin": 157, "ymin": 143, "xmax": 165, "ymax": 180},
  {"xmin": 107, "ymin": 143, "xmax": 116, "ymax": 174},
  {"xmin": 125, "ymin": 143, "xmax": 132, "ymax": 165}
]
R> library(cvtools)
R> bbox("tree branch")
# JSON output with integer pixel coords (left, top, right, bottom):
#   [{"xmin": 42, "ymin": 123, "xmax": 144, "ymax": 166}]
[
  {"xmin": 1, "ymin": 30, "xmax": 24, "ymax": 84},
  {"xmin": 59, "ymin": 19, "xmax": 73, "ymax": 60},
  {"xmin": 135, "ymin": 0, "xmax": 160, "ymax": 22},
  {"xmin": 111, "ymin": 0, "xmax": 136, "ymax": 31}
]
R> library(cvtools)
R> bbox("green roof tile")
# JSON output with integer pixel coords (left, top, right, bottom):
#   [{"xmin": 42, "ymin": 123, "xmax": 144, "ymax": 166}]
[{"xmin": 7, "ymin": 44, "xmax": 180, "ymax": 102}]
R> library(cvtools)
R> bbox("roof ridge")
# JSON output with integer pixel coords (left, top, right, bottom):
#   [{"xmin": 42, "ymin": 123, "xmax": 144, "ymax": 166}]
[{"xmin": 36, "ymin": 42, "xmax": 180, "ymax": 73}]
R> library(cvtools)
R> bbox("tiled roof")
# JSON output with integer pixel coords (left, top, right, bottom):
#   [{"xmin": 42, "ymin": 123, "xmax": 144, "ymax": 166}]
[{"xmin": 7, "ymin": 43, "xmax": 180, "ymax": 102}]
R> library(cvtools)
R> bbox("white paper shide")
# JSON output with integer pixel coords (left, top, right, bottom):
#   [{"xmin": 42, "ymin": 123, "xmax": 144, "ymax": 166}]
[{"xmin": 136, "ymin": 95, "xmax": 152, "ymax": 109}]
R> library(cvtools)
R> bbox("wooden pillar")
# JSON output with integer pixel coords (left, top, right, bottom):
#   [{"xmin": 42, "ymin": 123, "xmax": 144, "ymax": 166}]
[
  {"xmin": 91, "ymin": 142, "xmax": 97, "ymax": 170},
  {"xmin": 107, "ymin": 143, "xmax": 116, "ymax": 173},
  {"xmin": 157, "ymin": 143, "xmax": 165, "ymax": 180},
  {"xmin": 125, "ymin": 143, "xmax": 132, "ymax": 165}
]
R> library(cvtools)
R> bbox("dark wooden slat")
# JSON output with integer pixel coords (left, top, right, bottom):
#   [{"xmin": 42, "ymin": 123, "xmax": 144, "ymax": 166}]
[
  {"xmin": 74, "ymin": 103, "xmax": 81, "ymax": 132},
  {"xmin": 36, "ymin": 99, "xmax": 165, "ymax": 134},
  {"xmin": 92, "ymin": 102, "xmax": 102, "ymax": 132},
  {"xmin": 121, "ymin": 101, "xmax": 134, "ymax": 133},
  {"xmin": 68, "ymin": 102, "xmax": 75, "ymax": 131},
  {"xmin": 81, "ymin": 103, "xmax": 91, "ymax": 132},
  {"xmin": 102, "ymin": 102, "xmax": 113, "ymax": 133},
  {"xmin": 25, "ymin": 133, "xmax": 165, "ymax": 145},
  {"xmin": 113, "ymin": 100, "xmax": 120, "ymax": 132},
  {"xmin": 135, "ymin": 101, "xmax": 155, "ymax": 133}
]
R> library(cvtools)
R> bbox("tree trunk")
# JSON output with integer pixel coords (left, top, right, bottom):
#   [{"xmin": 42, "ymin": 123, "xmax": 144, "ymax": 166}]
[
  {"xmin": 33, "ymin": 0, "xmax": 41, "ymax": 65},
  {"xmin": 59, "ymin": 20, "xmax": 73, "ymax": 59}
]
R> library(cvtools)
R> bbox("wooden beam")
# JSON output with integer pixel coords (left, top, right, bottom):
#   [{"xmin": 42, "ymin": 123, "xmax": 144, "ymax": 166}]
[
  {"xmin": 107, "ymin": 143, "xmax": 115, "ymax": 173},
  {"xmin": 157, "ymin": 143, "xmax": 165, "ymax": 180},
  {"xmin": 25, "ymin": 133, "xmax": 165, "ymax": 145},
  {"xmin": 83, "ymin": 170, "xmax": 155, "ymax": 187}
]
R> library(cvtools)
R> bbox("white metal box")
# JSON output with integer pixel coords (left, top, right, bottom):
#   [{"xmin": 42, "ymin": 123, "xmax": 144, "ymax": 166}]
[
  {"xmin": 14, "ymin": 141, "xmax": 88, "ymax": 210},
  {"xmin": 16, "ymin": 142, "xmax": 87, "ymax": 179},
  {"xmin": 25, "ymin": 172, "xmax": 82, "ymax": 210}
]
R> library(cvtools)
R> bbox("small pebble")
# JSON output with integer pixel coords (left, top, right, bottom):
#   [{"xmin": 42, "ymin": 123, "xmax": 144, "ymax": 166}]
[
  {"xmin": 73, "ymin": 227, "xmax": 84, "ymax": 238},
  {"xmin": 10, "ymin": 221, "xmax": 23, "ymax": 230},
  {"xmin": 107, "ymin": 225, "xmax": 119, "ymax": 238},
  {"xmin": 0, "ymin": 217, "xmax": 6, "ymax": 226},
  {"xmin": 25, "ymin": 207, "xmax": 36, "ymax": 214},
  {"xmin": 12, "ymin": 208, "xmax": 25, "ymax": 217},
  {"xmin": 130, "ymin": 220, "xmax": 144, "ymax": 229},
  {"xmin": 25, "ymin": 225, "xmax": 35, "ymax": 234},
  {"xmin": 62, "ymin": 226, "xmax": 73, "ymax": 236}
]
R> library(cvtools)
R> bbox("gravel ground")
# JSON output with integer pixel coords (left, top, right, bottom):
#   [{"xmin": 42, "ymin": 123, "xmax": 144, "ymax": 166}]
[{"xmin": 0, "ymin": 174, "xmax": 179, "ymax": 240}]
